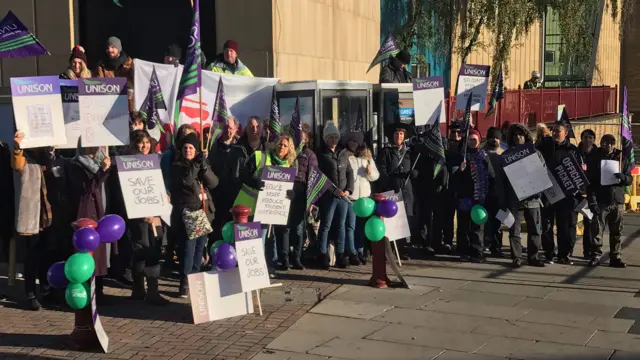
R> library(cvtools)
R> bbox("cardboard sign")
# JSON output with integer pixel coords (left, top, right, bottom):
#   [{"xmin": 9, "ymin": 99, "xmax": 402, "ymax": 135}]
[
  {"xmin": 253, "ymin": 166, "xmax": 296, "ymax": 225},
  {"xmin": 501, "ymin": 144, "xmax": 552, "ymax": 200},
  {"xmin": 59, "ymin": 79, "xmax": 82, "ymax": 149},
  {"xmin": 380, "ymin": 191, "xmax": 411, "ymax": 241},
  {"xmin": 90, "ymin": 276, "xmax": 109, "ymax": 353},
  {"xmin": 455, "ymin": 64, "xmax": 490, "ymax": 111},
  {"xmin": 78, "ymin": 78, "xmax": 130, "ymax": 146},
  {"xmin": 413, "ymin": 76, "xmax": 445, "ymax": 126},
  {"xmin": 10, "ymin": 76, "xmax": 67, "ymax": 148},
  {"xmin": 543, "ymin": 168, "xmax": 566, "ymax": 205},
  {"xmin": 188, "ymin": 269, "xmax": 254, "ymax": 325},
  {"xmin": 551, "ymin": 153, "xmax": 589, "ymax": 197},
  {"xmin": 115, "ymin": 154, "xmax": 171, "ymax": 219},
  {"xmin": 235, "ymin": 222, "xmax": 270, "ymax": 292}
]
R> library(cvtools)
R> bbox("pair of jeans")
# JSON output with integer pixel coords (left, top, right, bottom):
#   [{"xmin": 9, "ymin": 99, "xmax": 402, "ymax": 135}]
[
  {"xmin": 355, "ymin": 216, "xmax": 367, "ymax": 255},
  {"xmin": 180, "ymin": 235, "xmax": 207, "ymax": 279},
  {"xmin": 590, "ymin": 204, "xmax": 624, "ymax": 259},
  {"xmin": 542, "ymin": 198, "xmax": 577, "ymax": 258},
  {"xmin": 344, "ymin": 202, "xmax": 357, "ymax": 255},
  {"xmin": 284, "ymin": 193, "xmax": 306, "ymax": 262},
  {"xmin": 484, "ymin": 200, "xmax": 503, "ymax": 251},
  {"xmin": 317, "ymin": 196, "xmax": 349, "ymax": 254},
  {"xmin": 508, "ymin": 207, "xmax": 543, "ymax": 260},
  {"xmin": 456, "ymin": 211, "xmax": 484, "ymax": 258},
  {"xmin": 260, "ymin": 224, "xmax": 277, "ymax": 267}
]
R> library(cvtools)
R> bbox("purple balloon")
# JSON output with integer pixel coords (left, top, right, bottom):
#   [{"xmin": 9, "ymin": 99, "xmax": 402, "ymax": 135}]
[
  {"xmin": 47, "ymin": 261, "xmax": 69, "ymax": 289},
  {"xmin": 376, "ymin": 200, "xmax": 399, "ymax": 218},
  {"xmin": 72, "ymin": 227, "xmax": 101, "ymax": 252},
  {"xmin": 215, "ymin": 243, "xmax": 237, "ymax": 271},
  {"xmin": 458, "ymin": 198, "xmax": 474, "ymax": 212},
  {"xmin": 97, "ymin": 214, "xmax": 126, "ymax": 243}
]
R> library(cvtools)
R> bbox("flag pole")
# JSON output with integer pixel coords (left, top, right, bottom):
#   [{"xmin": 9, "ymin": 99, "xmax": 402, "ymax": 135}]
[{"xmin": 190, "ymin": 0, "xmax": 204, "ymax": 151}]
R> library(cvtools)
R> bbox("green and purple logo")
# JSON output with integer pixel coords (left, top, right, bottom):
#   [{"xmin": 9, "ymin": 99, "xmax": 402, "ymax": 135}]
[{"xmin": 235, "ymin": 222, "xmax": 262, "ymax": 242}]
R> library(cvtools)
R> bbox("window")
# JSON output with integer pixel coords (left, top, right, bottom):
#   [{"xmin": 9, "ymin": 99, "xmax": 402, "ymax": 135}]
[{"xmin": 410, "ymin": 63, "xmax": 430, "ymax": 78}]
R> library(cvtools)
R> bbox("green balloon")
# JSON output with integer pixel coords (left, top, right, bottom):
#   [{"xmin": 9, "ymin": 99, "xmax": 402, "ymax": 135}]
[
  {"xmin": 65, "ymin": 283, "xmax": 89, "ymax": 310},
  {"xmin": 354, "ymin": 198, "xmax": 376, "ymax": 218},
  {"xmin": 470, "ymin": 204, "xmax": 489, "ymax": 225},
  {"xmin": 222, "ymin": 221, "xmax": 235, "ymax": 243},
  {"xmin": 64, "ymin": 253, "xmax": 95, "ymax": 284},
  {"xmin": 365, "ymin": 216, "xmax": 386, "ymax": 242},
  {"xmin": 210, "ymin": 240, "xmax": 224, "ymax": 254}
]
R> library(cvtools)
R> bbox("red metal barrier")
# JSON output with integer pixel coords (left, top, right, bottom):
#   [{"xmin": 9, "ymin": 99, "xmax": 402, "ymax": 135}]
[{"xmin": 444, "ymin": 86, "xmax": 618, "ymax": 135}]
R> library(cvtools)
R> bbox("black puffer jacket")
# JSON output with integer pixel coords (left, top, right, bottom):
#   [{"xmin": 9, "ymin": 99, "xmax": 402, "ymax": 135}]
[
  {"xmin": 376, "ymin": 145, "xmax": 417, "ymax": 216},
  {"xmin": 170, "ymin": 156, "xmax": 219, "ymax": 221},
  {"xmin": 379, "ymin": 58, "xmax": 412, "ymax": 84},
  {"xmin": 209, "ymin": 141, "xmax": 245, "ymax": 216},
  {"xmin": 316, "ymin": 146, "xmax": 353, "ymax": 198},
  {"xmin": 587, "ymin": 148, "xmax": 633, "ymax": 206}
]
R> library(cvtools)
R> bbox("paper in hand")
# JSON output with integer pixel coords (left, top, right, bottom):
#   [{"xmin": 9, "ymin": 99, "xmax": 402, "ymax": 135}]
[
  {"xmin": 600, "ymin": 160, "xmax": 619, "ymax": 186},
  {"xmin": 574, "ymin": 199, "xmax": 594, "ymax": 220},
  {"xmin": 496, "ymin": 209, "xmax": 515, "ymax": 228}
]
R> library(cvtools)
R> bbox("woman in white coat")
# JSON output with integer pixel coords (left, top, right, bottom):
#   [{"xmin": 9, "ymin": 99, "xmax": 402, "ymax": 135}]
[{"xmin": 344, "ymin": 131, "xmax": 379, "ymax": 264}]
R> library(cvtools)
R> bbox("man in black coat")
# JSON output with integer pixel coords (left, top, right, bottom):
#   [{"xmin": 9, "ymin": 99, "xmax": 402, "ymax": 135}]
[
  {"xmin": 579, "ymin": 129, "xmax": 598, "ymax": 259},
  {"xmin": 379, "ymin": 49, "xmax": 413, "ymax": 84},
  {"xmin": 586, "ymin": 134, "xmax": 632, "ymax": 268},
  {"xmin": 376, "ymin": 123, "xmax": 417, "ymax": 260}
]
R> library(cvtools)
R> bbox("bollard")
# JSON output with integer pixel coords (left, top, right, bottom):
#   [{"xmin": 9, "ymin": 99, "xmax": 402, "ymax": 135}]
[
  {"xmin": 232, "ymin": 205, "xmax": 251, "ymax": 224},
  {"xmin": 368, "ymin": 194, "xmax": 391, "ymax": 288}
]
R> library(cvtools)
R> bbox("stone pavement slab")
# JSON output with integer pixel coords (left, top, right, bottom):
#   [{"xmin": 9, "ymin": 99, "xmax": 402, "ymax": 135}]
[
  {"xmin": 252, "ymin": 349, "xmax": 329, "ymax": 360},
  {"xmin": 288, "ymin": 313, "xmax": 386, "ymax": 338},
  {"xmin": 365, "ymin": 324, "xmax": 492, "ymax": 352},
  {"xmin": 433, "ymin": 350, "xmax": 504, "ymax": 360},
  {"xmin": 509, "ymin": 341, "xmax": 614, "ymax": 360},
  {"xmin": 371, "ymin": 308, "xmax": 489, "ymax": 332},
  {"xmin": 265, "ymin": 330, "xmax": 335, "ymax": 353},
  {"xmin": 421, "ymin": 299, "xmax": 530, "ymax": 320},
  {"xmin": 475, "ymin": 337, "xmax": 537, "ymax": 358},
  {"xmin": 587, "ymin": 331, "xmax": 640, "ymax": 352},
  {"xmin": 402, "ymin": 276, "xmax": 471, "ymax": 290},
  {"xmin": 309, "ymin": 299, "xmax": 392, "ymax": 320},
  {"xmin": 610, "ymin": 350, "xmax": 640, "ymax": 360},
  {"xmin": 327, "ymin": 286, "xmax": 437, "ymax": 309},
  {"xmin": 308, "ymin": 338, "xmax": 444, "ymax": 360},
  {"xmin": 431, "ymin": 288, "xmax": 527, "ymax": 307},
  {"xmin": 472, "ymin": 319, "xmax": 597, "ymax": 345},
  {"xmin": 458, "ymin": 281, "xmax": 556, "ymax": 298},
  {"xmin": 514, "ymin": 297, "xmax": 622, "ymax": 317}
]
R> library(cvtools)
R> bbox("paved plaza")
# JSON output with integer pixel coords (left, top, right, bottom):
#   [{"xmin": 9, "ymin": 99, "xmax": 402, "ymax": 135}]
[{"xmin": 2, "ymin": 214, "xmax": 640, "ymax": 359}]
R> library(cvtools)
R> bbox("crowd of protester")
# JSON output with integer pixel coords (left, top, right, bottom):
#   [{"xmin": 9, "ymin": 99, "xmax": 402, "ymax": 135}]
[{"xmin": 0, "ymin": 38, "xmax": 633, "ymax": 312}]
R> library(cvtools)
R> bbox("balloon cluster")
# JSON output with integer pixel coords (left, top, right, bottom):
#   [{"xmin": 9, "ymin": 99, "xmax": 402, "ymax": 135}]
[
  {"xmin": 353, "ymin": 197, "xmax": 398, "ymax": 242},
  {"xmin": 458, "ymin": 198, "xmax": 489, "ymax": 225},
  {"xmin": 47, "ymin": 215, "xmax": 126, "ymax": 310},
  {"xmin": 209, "ymin": 221, "xmax": 238, "ymax": 271}
]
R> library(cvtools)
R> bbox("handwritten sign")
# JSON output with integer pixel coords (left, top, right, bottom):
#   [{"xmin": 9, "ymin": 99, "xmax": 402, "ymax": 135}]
[
  {"xmin": 235, "ymin": 222, "xmax": 270, "ymax": 292},
  {"xmin": 253, "ymin": 166, "xmax": 296, "ymax": 225},
  {"xmin": 455, "ymin": 64, "xmax": 490, "ymax": 111},
  {"xmin": 413, "ymin": 76, "xmax": 445, "ymax": 126},
  {"xmin": 78, "ymin": 78, "xmax": 130, "ymax": 146},
  {"xmin": 501, "ymin": 144, "xmax": 552, "ymax": 201},
  {"xmin": 380, "ymin": 191, "xmax": 411, "ymax": 241},
  {"xmin": 551, "ymin": 153, "xmax": 589, "ymax": 197},
  {"xmin": 115, "ymin": 154, "xmax": 171, "ymax": 219},
  {"xmin": 10, "ymin": 76, "xmax": 67, "ymax": 148}
]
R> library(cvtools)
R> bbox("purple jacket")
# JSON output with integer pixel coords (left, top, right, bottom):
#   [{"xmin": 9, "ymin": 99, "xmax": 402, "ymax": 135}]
[{"xmin": 295, "ymin": 146, "xmax": 318, "ymax": 186}]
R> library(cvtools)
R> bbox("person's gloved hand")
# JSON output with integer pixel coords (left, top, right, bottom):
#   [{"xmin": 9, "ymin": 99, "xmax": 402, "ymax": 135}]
[
  {"xmin": 196, "ymin": 153, "xmax": 209, "ymax": 172},
  {"xmin": 256, "ymin": 180, "xmax": 266, "ymax": 190},
  {"xmin": 614, "ymin": 173, "xmax": 625, "ymax": 182},
  {"xmin": 286, "ymin": 189, "xmax": 295, "ymax": 200},
  {"xmin": 588, "ymin": 203, "xmax": 600, "ymax": 216}
]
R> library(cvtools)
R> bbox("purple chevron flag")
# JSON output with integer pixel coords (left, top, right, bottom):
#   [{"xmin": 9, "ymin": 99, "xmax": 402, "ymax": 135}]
[
  {"xmin": 622, "ymin": 87, "xmax": 636, "ymax": 170},
  {"xmin": 209, "ymin": 78, "xmax": 230, "ymax": 147},
  {"xmin": 174, "ymin": 0, "xmax": 201, "ymax": 131},
  {"xmin": 0, "ymin": 11, "xmax": 49, "ymax": 58},
  {"xmin": 268, "ymin": 86, "xmax": 281, "ymax": 143},
  {"xmin": 139, "ymin": 66, "xmax": 167, "ymax": 131},
  {"xmin": 289, "ymin": 97, "xmax": 303, "ymax": 154},
  {"xmin": 367, "ymin": 34, "xmax": 400, "ymax": 73},
  {"xmin": 486, "ymin": 65, "xmax": 504, "ymax": 116}
]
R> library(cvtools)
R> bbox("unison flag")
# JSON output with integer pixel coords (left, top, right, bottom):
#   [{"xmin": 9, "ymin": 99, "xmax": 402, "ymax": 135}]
[
  {"xmin": 289, "ymin": 97, "xmax": 304, "ymax": 154},
  {"xmin": 268, "ymin": 86, "xmax": 281, "ymax": 143},
  {"xmin": 422, "ymin": 124, "xmax": 446, "ymax": 178},
  {"xmin": 0, "ymin": 11, "xmax": 49, "ymax": 58},
  {"xmin": 367, "ymin": 34, "xmax": 400, "ymax": 73},
  {"xmin": 622, "ymin": 86, "xmax": 636, "ymax": 170},
  {"xmin": 174, "ymin": 0, "xmax": 202, "ymax": 132},
  {"xmin": 486, "ymin": 65, "xmax": 504, "ymax": 116},
  {"xmin": 139, "ymin": 66, "xmax": 167, "ymax": 131},
  {"xmin": 306, "ymin": 166, "xmax": 332, "ymax": 209},
  {"xmin": 208, "ymin": 77, "xmax": 230, "ymax": 148}
]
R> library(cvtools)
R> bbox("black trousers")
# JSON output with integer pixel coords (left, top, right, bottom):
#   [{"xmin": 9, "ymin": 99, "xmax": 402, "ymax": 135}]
[
  {"xmin": 456, "ymin": 211, "xmax": 484, "ymax": 258},
  {"xmin": 508, "ymin": 207, "xmax": 543, "ymax": 260},
  {"xmin": 484, "ymin": 199, "xmax": 503, "ymax": 251},
  {"xmin": 542, "ymin": 198, "xmax": 577, "ymax": 258},
  {"xmin": 283, "ymin": 192, "xmax": 306, "ymax": 261},
  {"xmin": 590, "ymin": 204, "xmax": 624, "ymax": 260},
  {"xmin": 132, "ymin": 224, "xmax": 163, "ymax": 277},
  {"xmin": 582, "ymin": 216, "xmax": 594, "ymax": 258},
  {"xmin": 24, "ymin": 227, "xmax": 60, "ymax": 295},
  {"xmin": 430, "ymin": 190, "xmax": 455, "ymax": 247}
]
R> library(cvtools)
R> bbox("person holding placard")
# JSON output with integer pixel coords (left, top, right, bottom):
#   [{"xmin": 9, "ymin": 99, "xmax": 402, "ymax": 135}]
[
  {"xmin": 579, "ymin": 129, "xmax": 598, "ymax": 259},
  {"xmin": 499, "ymin": 124, "xmax": 546, "ymax": 268},
  {"xmin": 482, "ymin": 127, "xmax": 505, "ymax": 257},
  {"xmin": 170, "ymin": 132, "xmax": 219, "ymax": 298},
  {"xmin": 586, "ymin": 134, "xmax": 632, "ymax": 268}
]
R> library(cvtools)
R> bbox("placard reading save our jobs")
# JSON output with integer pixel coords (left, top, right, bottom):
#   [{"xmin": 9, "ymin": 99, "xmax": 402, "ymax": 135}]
[
  {"xmin": 253, "ymin": 166, "xmax": 296, "ymax": 225},
  {"xmin": 455, "ymin": 64, "xmax": 490, "ymax": 111},
  {"xmin": 115, "ymin": 154, "xmax": 171, "ymax": 219},
  {"xmin": 78, "ymin": 78, "xmax": 130, "ymax": 147},
  {"xmin": 413, "ymin": 76, "xmax": 445, "ymax": 126},
  {"xmin": 235, "ymin": 222, "xmax": 270, "ymax": 292}
]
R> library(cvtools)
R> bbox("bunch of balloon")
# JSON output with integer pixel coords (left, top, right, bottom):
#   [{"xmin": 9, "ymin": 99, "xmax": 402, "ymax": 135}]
[
  {"xmin": 209, "ymin": 220, "xmax": 238, "ymax": 271},
  {"xmin": 353, "ymin": 194, "xmax": 398, "ymax": 288}
]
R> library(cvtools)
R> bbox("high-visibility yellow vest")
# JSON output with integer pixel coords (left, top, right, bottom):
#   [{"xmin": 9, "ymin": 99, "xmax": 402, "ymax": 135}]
[{"xmin": 233, "ymin": 151, "xmax": 290, "ymax": 215}]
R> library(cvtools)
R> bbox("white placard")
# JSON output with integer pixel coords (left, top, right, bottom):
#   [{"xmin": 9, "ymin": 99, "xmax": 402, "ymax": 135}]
[
  {"xmin": 10, "ymin": 76, "xmax": 67, "ymax": 149},
  {"xmin": 115, "ymin": 154, "xmax": 171, "ymax": 219},
  {"xmin": 235, "ymin": 222, "xmax": 271, "ymax": 292},
  {"xmin": 413, "ymin": 76, "xmax": 445, "ymax": 126},
  {"xmin": 380, "ymin": 191, "xmax": 411, "ymax": 242},
  {"xmin": 78, "ymin": 78, "xmax": 130, "ymax": 147},
  {"xmin": 501, "ymin": 144, "xmax": 553, "ymax": 201},
  {"xmin": 253, "ymin": 166, "xmax": 295, "ymax": 226},
  {"xmin": 496, "ymin": 209, "xmax": 515, "ymax": 228},
  {"xmin": 90, "ymin": 277, "xmax": 109, "ymax": 353},
  {"xmin": 188, "ymin": 268, "xmax": 254, "ymax": 325},
  {"xmin": 59, "ymin": 80, "xmax": 82, "ymax": 149},
  {"xmin": 600, "ymin": 160, "xmax": 620, "ymax": 186},
  {"xmin": 543, "ymin": 168, "xmax": 566, "ymax": 205},
  {"xmin": 455, "ymin": 64, "xmax": 491, "ymax": 111}
]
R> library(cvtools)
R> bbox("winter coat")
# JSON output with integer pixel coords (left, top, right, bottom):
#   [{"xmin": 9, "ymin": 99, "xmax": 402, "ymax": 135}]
[
  {"xmin": 0, "ymin": 143, "xmax": 14, "ymax": 239},
  {"xmin": 160, "ymin": 146, "xmax": 176, "ymax": 193},
  {"xmin": 237, "ymin": 135, "xmax": 266, "ymax": 164},
  {"xmin": 579, "ymin": 144, "xmax": 599, "ymax": 171},
  {"xmin": 347, "ymin": 152, "xmax": 379, "ymax": 200},
  {"xmin": 236, "ymin": 150, "xmax": 294, "ymax": 215},
  {"xmin": 379, "ymin": 59, "xmax": 412, "ymax": 84},
  {"xmin": 376, "ymin": 145, "xmax": 417, "ymax": 216},
  {"xmin": 316, "ymin": 146, "xmax": 354, "ymax": 198},
  {"xmin": 537, "ymin": 136, "xmax": 585, "ymax": 202},
  {"xmin": 207, "ymin": 54, "xmax": 254, "ymax": 77},
  {"xmin": 208, "ymin": 141, "xmax": 245, "ymax": 216},
  {"xmin": 170, "ymin": 156, "xmax": 219, "ymax": 221},
  {"xmin": 294, "ymin": 146, "xmax": 318, "ymax": 193},
  {"xmin": 587, "ymin": 148, "xmax": 633, "ymax": 206},
  {"xmin": 95, "ymin": 52, "xmax": 134, "ymax": 111},
  {"xmin": 449, "ymin": 148, "xmax": 496, "ymax": 207}
]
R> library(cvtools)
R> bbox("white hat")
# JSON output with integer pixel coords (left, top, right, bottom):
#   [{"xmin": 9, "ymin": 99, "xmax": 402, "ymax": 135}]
[
  {"xmin": 532, "ymin": 71, "xmax": 541, "ymax": 78},
  {"xmin": 323, "ymin": 120, "xmax": 340, "ymax": 140}
]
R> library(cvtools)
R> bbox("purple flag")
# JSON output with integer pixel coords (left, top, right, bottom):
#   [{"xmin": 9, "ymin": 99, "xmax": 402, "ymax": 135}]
[
  {"xmin": 622, "ymin": 86, "xmax": 636, "ymax": 169},
  {"xmin": 289, "ymin": 97, "xmax": 303, "ymax": 154},
  {"xmin": 486, "ymin": 64, "xmax": 504, "ymax": 116},
  {"xmin": 367, "ymin": 34, "xmax": 400, "ymax": 73},
  {"xmin": 306, "ymin": 166, "xmax": 332, "ymax": 209},
  {"xmin": 174, "ymin": 0, "xmax": 201, "ymax": 130},
  {"xmin": 139, "ymin": 66, "xmax": 167, "ymax": 131},
  {"xmin": 208, "ymin": 78, "xmax": 230, "ymax": 147},
  {"xmin": 0, "ymin": 11, "xmax": 49, "ymax": 58},
  {"xmin": 268, "ymin": 86, "xmax": 281, "ymax": 143}
]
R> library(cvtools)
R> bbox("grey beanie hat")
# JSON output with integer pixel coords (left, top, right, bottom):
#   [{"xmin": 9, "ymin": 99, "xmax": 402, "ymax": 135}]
[{"xmin": 107, "ymin": 36, "xmax": 122, "ymax": 52}]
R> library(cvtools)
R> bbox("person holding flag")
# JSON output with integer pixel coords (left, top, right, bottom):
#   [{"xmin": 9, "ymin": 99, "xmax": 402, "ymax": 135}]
[{"xmin": 379, "ymin": 49, "xmax": 413, "ymax": 84}]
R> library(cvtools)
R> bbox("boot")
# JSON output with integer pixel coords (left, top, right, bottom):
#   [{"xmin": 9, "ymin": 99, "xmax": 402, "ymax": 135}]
[
  {"xmin": 319, "ymin": 253, "xmax": 330, "ymax": 270},
  {"xmin": 279, "ymin": 256, "xmax": 290, "ymax": 271},
  {"xmin": 145, "ymin": 277, "xmax": 169, "ymax": 306},
  {"xmin": 130, "ymin": 272, "xmax": 146, "ymax": 300},
  {"xmin": 336, "ymin": 253, "xmax": 349, "ymax": 269},
  {"xmin": 291, "ymin": 251, "xmax": 304, "ymax": 270},
  {"xmin": 179, "ymin": 277, "xmax": 189, "ymax": 298},
  {"xmin": 348, "ymin": 253, "xmax": 360, "ymax": 266}
]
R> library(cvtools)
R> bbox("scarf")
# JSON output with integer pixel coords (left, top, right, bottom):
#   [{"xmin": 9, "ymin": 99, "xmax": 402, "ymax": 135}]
[
  {"xmin": 270, "ymin": 151, "xmax": 288, "ymax": 166},
  {"xmin": 74, "ymin": 147, "xmax": 107, "ymax": 213},
  {"xmin": 469, "ymin": 149, "xmax": 489, "ymax": 204},
  {"xmin": 105, "ymin": 52, "xmax": 128, "ymax": 71},
  {"xmin": 39, "ymin": 169, "xmax": 52, "ymax": 230}
]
